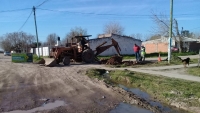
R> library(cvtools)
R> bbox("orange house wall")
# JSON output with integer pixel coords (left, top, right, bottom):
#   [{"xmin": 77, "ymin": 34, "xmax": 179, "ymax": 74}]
[{"xmin": 144, "ymin": 43, "xmax": 168, "ymax": 53}]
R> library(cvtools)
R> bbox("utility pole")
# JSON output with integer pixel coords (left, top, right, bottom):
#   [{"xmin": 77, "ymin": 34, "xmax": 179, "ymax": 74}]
[
  {"xmin": 33, "ymin": 6, "xmax": 40, "ymax": 58},
  {"xmin": 198, "ymin": 49, "xmax": 200, "ymax": 67},
  {"xmin": 22, "ymin": 33, "xmax": 24, "ymax": 53},
  {"xmin": 168, "ymin": 0, "xmax": 173, "ymax": 64}
]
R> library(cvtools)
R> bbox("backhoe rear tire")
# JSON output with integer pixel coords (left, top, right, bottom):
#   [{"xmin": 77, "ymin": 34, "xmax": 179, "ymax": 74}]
[
  {"xmin": 82, "ymin": 49, "xmax": 94, "ymax": 63},
  {"xmin": 63, "ymin": 56, "xmax": 70, "ymax": 65}
]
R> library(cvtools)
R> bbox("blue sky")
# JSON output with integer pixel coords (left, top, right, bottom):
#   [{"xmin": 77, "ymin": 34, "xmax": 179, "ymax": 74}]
[{"xmin": 0, "ymin": 0, "xmax": 200, "ymax": 42}]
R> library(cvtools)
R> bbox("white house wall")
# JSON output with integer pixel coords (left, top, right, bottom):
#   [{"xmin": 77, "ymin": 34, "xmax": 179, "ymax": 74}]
[
  {"xmin": 42, "ymin": 47, "xmax": 50, "ymax": 56},
  {"xmin": 89, "ymin": 35, "xmax": 141, "ymax": 56},
  {"xmin": 30, "ymin": 47, "xmax": 50, "ymax": 57}
]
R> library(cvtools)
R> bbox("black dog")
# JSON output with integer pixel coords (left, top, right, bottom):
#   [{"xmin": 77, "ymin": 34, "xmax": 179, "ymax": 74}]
[{"xmin": 182, "ymin": 57, "xmax": 190, "ymax": 67}]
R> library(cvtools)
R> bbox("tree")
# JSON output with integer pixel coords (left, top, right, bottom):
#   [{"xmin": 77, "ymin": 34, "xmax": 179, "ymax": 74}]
[
  {"xmin": 0, "ymin": 37, "xmax": 12, "ymax": 51},
  {"xmin": 0, "ymin": 32, "xmax": 35, "ymax": 52},
  {"xmin": 151, "ymin": 12, "xmax": 184, "ymax": 53},
  {"xmin": 103, "ymin": 21, "xmax": 124, "ymax": 35},
  {"xmin": 63, "ymin": 27, "xmax": 87, "ymax": 43},
  {"xmin": 46, "ymin": 33, "xmax": 58, "ymax": 46},
  {"xmin": 148, "ymin": 34, "xmax": 161, "ymax": 40},
  {"xmin": 31, "ymin": 42, "xmax": 42, "ymax": 48}
]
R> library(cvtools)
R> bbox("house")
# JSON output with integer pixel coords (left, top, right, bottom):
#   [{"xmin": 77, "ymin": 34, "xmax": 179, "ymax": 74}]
[
  {"xmin": 142, "ymin": 36, "xmax": 200, "ymax": 53},
  {"xmin": 89, "ymin": 33, "xmax": 142, "ymax": 56}
]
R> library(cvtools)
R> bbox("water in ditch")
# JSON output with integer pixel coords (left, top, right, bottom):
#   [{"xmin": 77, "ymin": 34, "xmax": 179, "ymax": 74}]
[
  {"xmin": 110, "ymin": 102, "xmax": 153, "ymax": 113},
  {"xmin": 116, "ymin": 84, "xmax": 187, "ymax": 113},
  {"xmin": 3, "ymin": 100, "xmax": 65, "ymax": 113}
]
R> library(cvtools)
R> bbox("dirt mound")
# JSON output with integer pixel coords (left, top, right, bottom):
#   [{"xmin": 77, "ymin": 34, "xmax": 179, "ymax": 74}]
[
  {"xmin": 122, "ymin": 61, "xmax": 135, "ymax": 66},
  {"xmin": 36, "ymin": 58, "xmax": 45, "ymax": 64},
  {"xmin": 100, "ymin": 56, "xmax": 123, "ymax": 65},
  {"xmin": 99, "ymin": 56, "xmax": 155, "ymax": 66}
]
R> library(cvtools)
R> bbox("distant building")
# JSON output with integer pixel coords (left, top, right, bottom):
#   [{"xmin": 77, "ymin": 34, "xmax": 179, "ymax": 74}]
[
  {"xmin": 142, "ymin": 36, "xmax": 200, "ymax": 53},
  {"xmin": 89, "ymin": 33, "xmax": 142, "ymax": 56}
]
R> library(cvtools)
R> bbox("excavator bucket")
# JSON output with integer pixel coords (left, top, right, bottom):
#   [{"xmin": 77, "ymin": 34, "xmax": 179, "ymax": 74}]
[{"xmin": 43, "ymin": 58, "xmax": 57, "ymax": 67}]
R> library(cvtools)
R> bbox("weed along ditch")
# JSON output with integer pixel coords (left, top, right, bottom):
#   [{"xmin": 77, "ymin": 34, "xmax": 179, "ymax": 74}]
[{"xmin": 86, "ymin": 68, "xmax": 200, "ymax": 113}]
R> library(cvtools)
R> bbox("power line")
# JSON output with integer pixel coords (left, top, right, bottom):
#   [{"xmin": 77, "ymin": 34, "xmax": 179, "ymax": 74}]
[
  {"xmin": 37, "ymin": 8, "xmax": 157, "ymax": 17},
  {"xmin": 36, "ymin": 0, "xmax": 50, "ymax": 8},
  {"xmin": 0, "ymin": 8, "xmax": 31, "ymax": 13},
  {"xmin": 18, "ymin": 10, "xmax": 33, "ymax": 31},
  {"xmin": 0, "ymin": 7, "xmax": 198, "ymax": 18},
  {"xmin": 37, "ymin": 8, "xmax": 199, "ymax": 18}
]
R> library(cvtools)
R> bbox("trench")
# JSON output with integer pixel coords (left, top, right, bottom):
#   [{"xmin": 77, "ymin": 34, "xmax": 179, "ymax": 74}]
[{"xmin": 109, "ymin": 84, "xmax": 187, "ymax": 113}]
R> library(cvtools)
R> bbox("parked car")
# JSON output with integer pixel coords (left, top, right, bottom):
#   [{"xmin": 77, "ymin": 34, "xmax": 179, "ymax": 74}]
[
  {"xmin": 11, "ymin": 51, "xmax": 16, "ymax": 53},
  {"xmin": 4, "ymin": 51, "xmax": 11, "ymax": 56},
  {"xmin": 171, "ymin": 47, "xmax": 179, "ymax": 52}
]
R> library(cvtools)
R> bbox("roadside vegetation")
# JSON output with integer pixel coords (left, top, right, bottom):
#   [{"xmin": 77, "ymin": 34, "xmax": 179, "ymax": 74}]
[
  {"xmin": 187, "ymin": 66, "xmax": 200, "ymax": 77},
  {"xmin": 98, "ymin": 51, "xmax": 198, "ymax": 60},
  {"xmin": 86, "ymin": 69, "xmax": 200, "ymax": 110},
  {"xmin": 107, "ymin": 56, "xmax": 199, "ymax": 68},
  {"xmin": 33, "ymin": 54, "xmax": 45, "ymax": 62}
]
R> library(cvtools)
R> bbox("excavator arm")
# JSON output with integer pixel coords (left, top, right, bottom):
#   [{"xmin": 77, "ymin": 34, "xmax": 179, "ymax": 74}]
[{"xmin": 94, "ymin": 38, "xmax": 121, "ymax": 57}]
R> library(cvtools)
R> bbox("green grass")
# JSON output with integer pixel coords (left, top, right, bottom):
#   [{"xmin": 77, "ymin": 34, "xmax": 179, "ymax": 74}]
[
  {"xmin": 187, "ymin": 66, "xmax": 200, "ymax": 77},
  {"xmin": 86, "ymin": 69, "xmax": 200, "ymax": 107},
  {"xmin": 97, "ymin": 52, "xmax": 198, "ymax": 60}
]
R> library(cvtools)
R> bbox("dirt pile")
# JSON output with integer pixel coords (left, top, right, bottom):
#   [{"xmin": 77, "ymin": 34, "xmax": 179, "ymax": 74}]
[
  {"xmin": 122, "ymin": 61, "xmax": 135, "ymax": 66},
  {"xmin": 36, "ymin": 58, "xmax": 45, "ymax": 64},
  {"xmin": 100, "ymin": 56, "xmax": 123, "ymax": 65},
  {"xmin": 99, "ymin": 56, "xmax": 155, "ymax": 66}
]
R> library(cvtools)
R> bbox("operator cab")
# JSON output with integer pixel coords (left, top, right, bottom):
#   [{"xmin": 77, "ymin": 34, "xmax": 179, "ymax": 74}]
[{"xmin": 73, "ymin": 35, "xmax": 92, "ymax": 52}]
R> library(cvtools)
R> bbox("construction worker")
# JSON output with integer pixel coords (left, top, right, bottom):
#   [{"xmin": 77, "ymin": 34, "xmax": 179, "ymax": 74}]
[
  {"xmin": 133, "ymin": 44, "xmax": 140, "ymax": 62},
  {"xmin": 141, "ymin": 46, "xmax": 146, "ymax": 61}
]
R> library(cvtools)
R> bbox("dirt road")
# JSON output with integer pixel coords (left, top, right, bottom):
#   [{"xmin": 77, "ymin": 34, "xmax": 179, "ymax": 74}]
[
  {"xmin": 0, "ymin": 54, "xmax": 123, "ymax": 113},
  {"xmin": 0, "ymin": 54, "xmax": 193, "ymax": 113}
]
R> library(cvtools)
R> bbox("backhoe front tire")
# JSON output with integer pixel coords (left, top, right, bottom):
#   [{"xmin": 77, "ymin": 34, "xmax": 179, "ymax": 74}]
[
  {"xmin": 63, "ymin": 56, "xmax": 70, "ymax": 65},
  {"xmin": 82, "ymin": 49, "xmax": 94, "ymax": 63}
]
